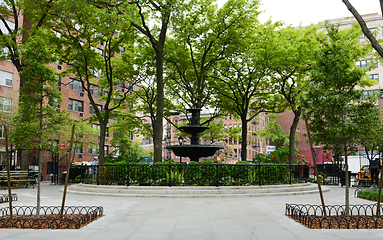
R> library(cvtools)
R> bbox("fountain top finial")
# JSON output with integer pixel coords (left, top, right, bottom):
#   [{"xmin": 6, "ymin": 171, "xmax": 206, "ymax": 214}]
[{"xmin": 186, "ymin": 108, "xmax": 201, "ymax": 126}]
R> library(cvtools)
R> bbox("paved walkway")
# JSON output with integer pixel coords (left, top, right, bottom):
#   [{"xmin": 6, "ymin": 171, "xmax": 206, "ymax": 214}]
[{"xmin": 0, "ymin": 182, "xmax": 382, "ymax": 240}]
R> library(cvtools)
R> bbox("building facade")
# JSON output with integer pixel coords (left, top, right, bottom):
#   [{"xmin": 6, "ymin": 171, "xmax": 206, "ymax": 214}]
[{"xmin": 277, "ymin": 13, "xmax": 383, "ymax": 166}]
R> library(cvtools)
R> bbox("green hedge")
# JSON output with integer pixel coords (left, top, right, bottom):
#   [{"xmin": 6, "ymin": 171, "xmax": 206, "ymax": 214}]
[{"xmin": 97, "ymin": 163, "xmax": 307, "ymax": 186}]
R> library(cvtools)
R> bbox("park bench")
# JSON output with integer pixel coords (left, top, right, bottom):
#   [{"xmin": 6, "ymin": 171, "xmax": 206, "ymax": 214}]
[
  {"xmin": 0, "ymin": 171, "xmax": 35, "ymax": 189},
  {"xmin": 356, "ymin": 176, "xmax": 371, "ymax": 187}
]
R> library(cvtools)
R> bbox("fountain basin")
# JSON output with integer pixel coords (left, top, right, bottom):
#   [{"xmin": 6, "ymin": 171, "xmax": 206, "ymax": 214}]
[
  {"xmin": 180, "ymin": 126, "xmax": 209, "ymax": 134},
  {"xmin": 166, "ymin": 145, "xmax": 223, "ymax": 160}
]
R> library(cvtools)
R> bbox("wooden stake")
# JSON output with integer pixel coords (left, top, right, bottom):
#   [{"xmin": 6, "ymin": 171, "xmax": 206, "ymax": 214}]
[
  {"xmin": 4, "ymin": 126, "xmax": 12, "ymax": 218},
  {"xmin": 60, "ymin": 124, "xmax": 75, "ymax": 218},
  {"xmin": 305, "ymin": 119, "xmax": 327, "ymax": 216}
]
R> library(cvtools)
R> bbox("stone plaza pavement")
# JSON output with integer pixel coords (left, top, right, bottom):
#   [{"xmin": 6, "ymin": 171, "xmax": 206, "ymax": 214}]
[{"xmin": 0, "ymin": 182, "xmax": 383, "ymax": 240}]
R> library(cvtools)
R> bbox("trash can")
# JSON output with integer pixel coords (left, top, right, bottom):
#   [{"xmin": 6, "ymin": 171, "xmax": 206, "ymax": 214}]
[{"xmin": 339, "ymin": 170, "xmax": 351, "ymax": 187}]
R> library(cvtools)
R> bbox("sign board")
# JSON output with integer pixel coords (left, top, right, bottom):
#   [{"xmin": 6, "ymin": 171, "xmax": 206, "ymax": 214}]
[
  {"xmin": 266, "ymin": 146, "xmax": 275, "ymax": 155},
  {"xmin": 60, "ymin": 144, "xmax": 67, "ymax": 149}
]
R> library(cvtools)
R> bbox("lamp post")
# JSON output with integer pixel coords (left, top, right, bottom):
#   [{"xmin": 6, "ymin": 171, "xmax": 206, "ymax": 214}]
[{"xmin": 178, "ymin": 136, "xmax": 183, "ymax": 163}]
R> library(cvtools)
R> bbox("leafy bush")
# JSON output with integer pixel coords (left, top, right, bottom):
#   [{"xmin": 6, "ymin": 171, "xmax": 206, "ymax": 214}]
[
  {"xmin": 358, "ymin": 189, "xmax": 383, "ymax": 201},
  {"xmin": 98, "ymin": 163, "xmax": 307, "ymax": 186}
]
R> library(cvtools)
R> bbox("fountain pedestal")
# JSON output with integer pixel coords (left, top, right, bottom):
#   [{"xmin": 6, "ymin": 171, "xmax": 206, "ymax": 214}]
[{"xmin": 166, "ymin": 109, "xmax": 223, "ymax": 162}]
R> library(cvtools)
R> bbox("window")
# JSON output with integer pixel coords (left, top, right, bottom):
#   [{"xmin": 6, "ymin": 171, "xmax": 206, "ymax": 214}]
[
  {"xmin": 0, "ymin": 97, "xmax": 11, "ymax": 112},
  {"xmin": 113, "ymin": 147, "xmax": 119, "ymax": 156},
  {"xmin": 370, "ymin": 74, "xmax": 379, "ymax": 81},
  {"xmin": 356, "ymin": 60, "xmax": 378, "ymax": 68},
  {"xmin": 55, "ymin": 75, "xmax": 61, "ymax": 90},
  {"xmin": 91, "ymin": 68, "xmax": 102, "ymax": 78},
  {"xmin": 104, "ymin": 145, "xmax": 109, "ymax": 155},
  {"xmin": 74, "ymin": 143, "xmax": 83, "ymax": 154},
  {"xmin": 360, "ymin": 28, "xmax": 376, "ymax": 39},
  {"xmin": 89, "ymin": 146, "xmax": 99, "ymax": 154},
  {"xmin": 0, "ymin": 46, "xmax": 10, "ymax": 60},
  {"xmin": 90, "ymin": 85, "xmax": 99, "ymax": 95},
  {"xmin": 89, "ymin": 104, "xmax": 103, "ymax": 114},
  {"xmin": 0, "ymin": 20, "xmax": 15, "ymax": 35},
  {"xmin": 91, "ymin": 47, "xmax": 104, "ymax": 57},
  {"xmin": 69, "ymin": 78, "xmax": 83, "ymax": 92},
  {"xmin": 119, "ymin": 46, "xmax": 126, "ymax": 53},
  {"xmin": 0, "ymin": 125, "xmax": 4, "ymax": 139},
  {"xmin": 0, "ymin": 70, "xmax": 12, "ymax": 87},
  {"xmin": 53, "ymin": 30, "xmax": 61, "ymax": 38},
  {"xmin": 68, "ymin": 99, "xmax": 83, "ymax": 112}
]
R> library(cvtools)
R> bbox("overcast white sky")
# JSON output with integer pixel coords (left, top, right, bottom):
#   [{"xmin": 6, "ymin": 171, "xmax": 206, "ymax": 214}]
[{"xmin": 218, "ymin": 0, "xmax": 381, "ymax": 26}]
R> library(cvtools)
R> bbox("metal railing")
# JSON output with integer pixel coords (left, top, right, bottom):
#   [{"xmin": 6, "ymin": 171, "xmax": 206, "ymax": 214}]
[
  {"xmin": 286, "ymin": 203, "xmax": 383, "ymax": 229},
  {"xmin": 92, "ymin": 163, "xmax": 309, "ymax": 186},
  {"xmin": 0, "ymin": 206, "xmax": 103, "ymax": 229}
]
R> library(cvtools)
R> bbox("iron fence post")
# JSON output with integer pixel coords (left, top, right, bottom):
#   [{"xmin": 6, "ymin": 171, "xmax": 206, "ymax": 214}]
[
  {"xmin": 168, "ymin": 164, "xmax": 171, "ymax": 187},
  {"xmin": 215, "ymin": 164, "xmax": 219, "ymax": 187},
  {"xmin": 258, "ymin": 163, "xmax": 261, "ymax": 186},
  {"xmin": 126, "ymin": 164, "xmax": 130, "ymax": 187}
]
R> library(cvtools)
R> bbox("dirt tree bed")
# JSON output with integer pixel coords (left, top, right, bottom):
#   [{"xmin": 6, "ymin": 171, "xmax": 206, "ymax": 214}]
[
  {"xmin": 0, "ymin": 206, "xmax": 103, "ymax": 229},
  {"xmin": 286, "ymin": 203, "xmax": 383, "ymax": 229}
]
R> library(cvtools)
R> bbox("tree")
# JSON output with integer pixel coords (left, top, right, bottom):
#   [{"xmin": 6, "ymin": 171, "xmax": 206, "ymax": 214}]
[
  {"xmin": 51, "ymin": 0, "xmax": 137, "ymax": 165},
  {"xmin": 10, "ymin": 30, "xmax": 69, "ymax": 219},
  {"xmin": 164, "ymin": 0, "xmax": 261, "ymax": 113},
  {"xmin": 126, "ymin": 0, "xmax": 186, "ymax": 163},
  {"xmin": 304, "ymin": 23, "xmax": 377, "ymax": 215},
  {"xmin": 211, "ymin": 20, "xmax": 282, "ymax": 161},
  {"xmin": 256, "ymin": 113, "xmax": 289, "ymax": 149},
  {"xmin": 342, "ymin": 0, "xmax": 383, "ymax": 59},
  {"xmin": 267, "ymin": 24, "xmax": 320, "ymax": 164},
  {"xmin": 0, "ymin": 0, "xmax": 57, "ymax": 170}
]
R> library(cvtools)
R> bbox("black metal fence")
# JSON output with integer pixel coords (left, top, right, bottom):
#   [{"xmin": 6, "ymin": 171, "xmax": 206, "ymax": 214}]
[
  {"xmin": 92, "ymin": 163, "xmax": 309, "ymax": 186},
  {"xmin": 0, "ymin": 206, "xmax": 103, "ymax": 229},
  {"xmin": 286, "ymin": 203, "xmax": 383, "ymax": 229}
]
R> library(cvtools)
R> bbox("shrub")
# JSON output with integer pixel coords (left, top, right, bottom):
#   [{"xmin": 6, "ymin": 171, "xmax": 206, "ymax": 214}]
[{"xmin": 358, "ymin": 189, "xmax": 383, "ymax": 201}]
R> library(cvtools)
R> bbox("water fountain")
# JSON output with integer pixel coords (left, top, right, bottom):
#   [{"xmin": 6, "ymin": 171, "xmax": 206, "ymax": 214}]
[{"xmin": 166, "ymin": 108, "xmax": 223, "ymax": 162}]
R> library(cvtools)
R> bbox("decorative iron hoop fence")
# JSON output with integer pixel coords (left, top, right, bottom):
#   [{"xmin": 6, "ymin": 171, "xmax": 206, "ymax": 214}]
[
  {"xmin": 0, "ymin": 206, "xmax": 103, "ymax": 229},
  {"xmin": 0, "ymin": 193, "xmax": 17, "ymax": 204},
  {"xmin": 286, "ymin": 203, "xmax": 383, "ymax": 229}
]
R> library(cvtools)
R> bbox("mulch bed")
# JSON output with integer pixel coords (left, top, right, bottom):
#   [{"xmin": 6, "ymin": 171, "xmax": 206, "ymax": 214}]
[
  {"xmin": 0, "ymin": 213, "xmax": 103, "ymax": 229},
  {"xmin": 0, "ymin": 206, "xmax": 104, "ymax": 229},
  {"xmin": 287, "ymin": 214, "xmax": 383, "ymax": 229},
  {"xmin": 285, "ymin": 203, "xmax": 383, "ymax": 229}
]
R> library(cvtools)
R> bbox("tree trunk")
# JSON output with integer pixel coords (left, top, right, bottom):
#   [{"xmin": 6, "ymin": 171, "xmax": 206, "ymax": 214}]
[
  {"xmin": 240, "ymin": 115, "xmax": 248, "ymax": 161},
  {"xmin": 305, "ymin": 119, "xmax": 327, "ymax": 216},
  {"xmin": 344, "ymin": 141, "xmax": 350, "ymax": 216},
  {"xmin": 20, "ymin": 149, "xmax": 29, "ymax": 171},
  {"xmin": 289, "ymin": 110, "xmax": 301, "ymax": 164},
  {"xmin": 153, "ymin": 47, "xmax": 164, "ymax": 163},
  {"xmin": 98, "ymin": 121, "xmax": 107, "ymax": 165},
  {"xmin": 36, "ymin": 96, "xmax": 43, "ymax": 219},
  {"xmin": 36, "ymin": 148, "xmax": 42, "ymax": 219}
]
